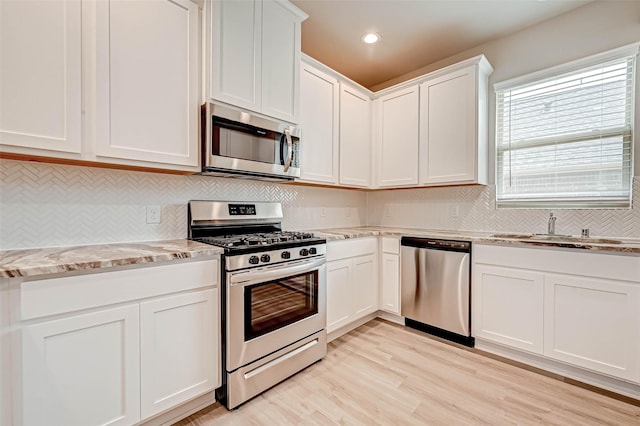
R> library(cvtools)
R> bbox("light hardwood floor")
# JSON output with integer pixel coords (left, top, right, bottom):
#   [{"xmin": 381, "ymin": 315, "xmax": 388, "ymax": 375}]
[{"xmin": 175, "ymin": 319, "xmax": 640, "ymax": 425}]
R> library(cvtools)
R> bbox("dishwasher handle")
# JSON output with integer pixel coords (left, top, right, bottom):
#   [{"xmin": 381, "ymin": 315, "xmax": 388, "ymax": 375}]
[{"xmin": 401, "ymin": 236, "xmax": 471, "ymax": 253}]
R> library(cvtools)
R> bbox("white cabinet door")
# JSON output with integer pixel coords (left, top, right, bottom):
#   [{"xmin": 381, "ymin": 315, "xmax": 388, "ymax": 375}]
[
  {"xmin": 22, "ymin": 305, "xmax": 140, "ymax": 426},
  {"xmin": 380, "ymin": 253, "xmax": 400, "ymax": 314},
  {"xmin": 420, "ymin": 66, "xmax": 480, "ymax": 185},
  {"xmin": 326, "ymin": 259, "xmax": 352, "ymax": 333},
  {"xmin": 261, "ymin": 0, "xmax": 301, "ymax": 123},
  {"xmin": 377, "ymin": 86, "xmax": 419, "ymax": 187},
  {"xmin": 339, "ymin": 83, "xmax": 372, "ymax": 187},
  {"xmin": 352, "ymin": 254, "xmax": 378, "ymax": 317},
  {"xmin": 0, "ymin": 0, "xmax": 81, "ymax": 155},
  {"xmin": 94, "ymin": 0, "xmax": 199, "ymax": 169},
  {"xmin": 140, "ymin": 288, "xmax": 219, "ymax": 420},
  {"xmin": 210, "ymin": 0, "xmax": 261, "ymax": 112},
  {"xmin": 473, "ymin": 264, "xmax": 544, "ymax": 354},
  {"xmin": 544, "ymin": 273, "xmax": 640, "ymax": 382},
  {"xmin": 299, "ymin": 63, "xmax": 339, "ymax": 184},
  {"xmin": 210, "ymin": 0, "xmax": 304, "ymax": 123}
]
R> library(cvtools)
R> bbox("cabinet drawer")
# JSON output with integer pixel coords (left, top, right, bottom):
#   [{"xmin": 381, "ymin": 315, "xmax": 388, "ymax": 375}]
[
  {"xmin": 21, "ymin": 258, "xmax": 219, "ymax": 320},
  {"xmin": 381, "ymin": 237, "xmax": 400, "ymax": 254},
  {"xmin": 327, "ymin": 238, "xmax": 376, "ymax": 261}
]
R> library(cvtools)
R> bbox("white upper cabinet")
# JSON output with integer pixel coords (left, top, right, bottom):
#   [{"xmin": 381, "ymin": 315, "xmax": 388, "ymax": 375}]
[
  {"xmin": 375, "ymin": 86, "xmax": 420, "ymax": 187},
  {"xmin": 419, "ymin": 56, "xmax": 493, "ymax": 185},
  {"xmin": 94, "ymin": 0, "xmax": 200, "ymax": 170},
  {"xmin": 299, "ymin": 62, "xmax": 339, "ymax": 184},
  {"xmin": 209, "ymin": 0, "xmax": 307, "ymax": 124},
  {"xmin": 0, "ymin": 0, "xmax": 82, "ymax": 156},
  {"xmin": 209, "ymin": 0, "xmax": 261, "ymax": 112},
  {"xmin": 339, "ymin": 83, "xmax": 371, "ymax": 187}
]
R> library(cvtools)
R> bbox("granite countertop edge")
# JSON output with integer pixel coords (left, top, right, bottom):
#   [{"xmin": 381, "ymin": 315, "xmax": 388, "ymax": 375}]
[
  {"xmin": 2, "ymin": 227, "xmax": 638, "ymax": 279},
  {"xmin": 0, "ymin": 239, "xmax": 224, "ymax": 279},
  {"xmin": 310, "ymin": 226, "xmax": 640, "ymax": 255}
]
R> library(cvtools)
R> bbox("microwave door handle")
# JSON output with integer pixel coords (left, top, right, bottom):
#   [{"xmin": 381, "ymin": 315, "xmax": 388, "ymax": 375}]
[{"xmin": 283, "ymin": 129, "xmax": 293, "ymax": 172}]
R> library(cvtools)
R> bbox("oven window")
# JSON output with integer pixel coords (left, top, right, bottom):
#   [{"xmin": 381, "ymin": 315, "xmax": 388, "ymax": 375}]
[{"xmin": 244, "ymin": 270, "xmax": 318, "ymax": 341}]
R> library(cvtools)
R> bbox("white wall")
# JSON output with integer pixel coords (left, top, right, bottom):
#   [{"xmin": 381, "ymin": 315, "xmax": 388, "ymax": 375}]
[
  {"xmin": 0, "ymin": 160, "xmax": 367, "ymax": 250},
  {"xmin": 367, "ymin": 0, "xmax": 640, "ymax": 238}
]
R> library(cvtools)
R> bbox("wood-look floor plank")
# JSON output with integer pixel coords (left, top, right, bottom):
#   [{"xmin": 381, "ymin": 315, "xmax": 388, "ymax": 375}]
[{"xmin": 174, "ymin": 319, "xmax": 640, "ymax": 425}]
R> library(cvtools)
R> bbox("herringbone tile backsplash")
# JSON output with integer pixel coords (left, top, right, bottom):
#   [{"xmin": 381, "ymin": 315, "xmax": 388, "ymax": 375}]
[
  {"xmin": 1, "ymin": 159, "xmax": 638, "ymax": 249},
  {"xmin": 367, "ymin": 178, "xmax": 640, "ymax": 238},
  {"xmin": 0, "ymin": 160, "xmax": 367, "ymax": 249}
]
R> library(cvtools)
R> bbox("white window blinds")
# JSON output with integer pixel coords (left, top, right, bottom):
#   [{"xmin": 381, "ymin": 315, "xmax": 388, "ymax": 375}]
[{"xmin": 495, "ymin": 51, "xmax": 636, "ymax": 208}]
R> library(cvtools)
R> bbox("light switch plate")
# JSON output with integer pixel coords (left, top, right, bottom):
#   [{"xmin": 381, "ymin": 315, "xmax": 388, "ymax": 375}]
[{"xmin": 146, "ymin": 205, "xmax": 161, "ymax": 224}]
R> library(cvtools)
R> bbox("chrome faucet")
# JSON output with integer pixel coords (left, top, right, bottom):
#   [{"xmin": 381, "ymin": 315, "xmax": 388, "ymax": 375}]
[{"xmin": 547, "ymin": 212, "xmax": 556, "ymax": 235}]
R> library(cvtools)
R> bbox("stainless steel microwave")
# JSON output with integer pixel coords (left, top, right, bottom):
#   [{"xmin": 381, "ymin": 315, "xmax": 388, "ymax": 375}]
[{"xmin": 201, "ymin": 103, "xmax": 301, "ymax": 181}]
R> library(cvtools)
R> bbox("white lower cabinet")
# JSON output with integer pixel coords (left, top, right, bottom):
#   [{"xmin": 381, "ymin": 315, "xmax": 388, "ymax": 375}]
[
  {"xmin": 140, "ymin": 288, "xmax": 219, "ymax": 419},
  {"xmin": 22, "ymin": 304, "xmax": 141, "ymax": 426},
  {"xmin": 473, "ymin": 244, "xmax": 640, "ymax": 386},
  {"xmin": 473, "ymin": 264, "xmax": 544, "ymax": 354},
  {"xmin": 380, "ymin": 237, "xmax": 400, "ymax": 314},
  {"xmin": 327, "ymin": 259, "xmax": 354, "ymax": 332},
  {"xmin": 544, "ymin": 273, "xmax": 640, "ymax": 382},
  {"xmin": 14, "ymin": 258, "xmax": 220, "ymax": 426},
  {"xmin": 326, "ymin": 238, "xmax": 378, "ymax": 335},
  {"xmin": 351, "ymin": 255, "xmax": 377, "ymax": 317}
]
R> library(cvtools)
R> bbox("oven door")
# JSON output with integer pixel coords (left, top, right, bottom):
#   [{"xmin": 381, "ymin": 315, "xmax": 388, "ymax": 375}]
[{"xmin": 227, "ymin": 257, "xmax": 326, "ymax": 372}]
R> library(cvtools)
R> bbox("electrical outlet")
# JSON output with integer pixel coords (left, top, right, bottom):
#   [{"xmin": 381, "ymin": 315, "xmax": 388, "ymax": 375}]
[
  {"xmin": 146, "ymin": 205, "xmax": 161, "ymax": 224},
  {"xmin": 450, "ymin": 205, "xmax": 460, "ymax": 218},
  {"xmin": 345, "ymin": 208, "xmax": 351, "ymax": 217},
  {"xmin": 384, "ymin": 206, "xmax": 392, "ymax": 217},
  {"xmin": 320, "ymin": 207, "xmax": 326, "ymax": 217}
]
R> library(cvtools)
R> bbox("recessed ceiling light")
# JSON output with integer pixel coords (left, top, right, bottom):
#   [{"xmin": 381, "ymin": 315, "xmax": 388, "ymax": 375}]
[{"xmin": 362, "ymin": 33, "xmax": 381, "ymax": 44}]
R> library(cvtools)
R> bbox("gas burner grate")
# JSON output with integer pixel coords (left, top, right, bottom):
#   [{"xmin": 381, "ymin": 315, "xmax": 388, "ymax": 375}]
[{"xmin": 195, "ymin": 231, "xmax": 317, "ymax": 248}]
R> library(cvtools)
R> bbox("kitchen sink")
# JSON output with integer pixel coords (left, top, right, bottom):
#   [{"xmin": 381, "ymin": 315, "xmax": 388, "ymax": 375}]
[{"xmin": 489, "ymin": 233, "xmax": 623, "ymax": 245}]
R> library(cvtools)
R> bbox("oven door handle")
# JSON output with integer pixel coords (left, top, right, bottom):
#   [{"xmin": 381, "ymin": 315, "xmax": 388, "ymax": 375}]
[{"xmin": 229, "ymin": 257, "xmax": 326, "ymax": 287}]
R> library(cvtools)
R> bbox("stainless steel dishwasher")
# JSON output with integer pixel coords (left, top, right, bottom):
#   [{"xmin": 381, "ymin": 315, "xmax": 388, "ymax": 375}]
[{"xmin": 400, "ymin": 237, "xmax": 474, "ymax": 347}]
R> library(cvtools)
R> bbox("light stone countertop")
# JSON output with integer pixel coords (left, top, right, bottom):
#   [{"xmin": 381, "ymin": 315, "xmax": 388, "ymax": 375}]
[
  {"xmin": 2, "ymin": 227, "xmax": 638, "ymax": 280},
  {"xmin": 0, "ymin": 239, "xmax": 223, "ymax": 279},
  {"xmin": 309, "ymin": 226, "xmax": 640, "ymax": 255}
]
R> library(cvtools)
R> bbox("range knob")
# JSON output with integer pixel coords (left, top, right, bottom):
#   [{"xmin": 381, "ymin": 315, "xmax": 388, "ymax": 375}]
[
  {"xmin": 309, "ymin": 247, "xmax": 317, "ymax": 255},
  {"xmin": 260, "ymin": 254, "xmax": 271, "ymax": 263},
  {"xmin": 299, "ymin": 248, "xmax": 309, "ymax": 256},
  {"xmin": 281, "ymin": 251, "xmax": 291, "ymax": 259},
  {"xmin": 249, "ymin": 255, "xmax": 260, "ymax": 265}
]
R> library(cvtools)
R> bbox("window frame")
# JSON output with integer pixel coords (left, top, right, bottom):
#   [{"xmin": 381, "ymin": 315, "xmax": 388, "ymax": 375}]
[{"xmin": 493, "ymin": 43, "xmax": 638, "ymax": 209}]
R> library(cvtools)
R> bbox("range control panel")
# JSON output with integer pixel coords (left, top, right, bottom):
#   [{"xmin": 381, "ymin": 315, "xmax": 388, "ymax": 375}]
[{"xmin": 228, "ymin": 204, "xmax": 256, "ymax": 216}]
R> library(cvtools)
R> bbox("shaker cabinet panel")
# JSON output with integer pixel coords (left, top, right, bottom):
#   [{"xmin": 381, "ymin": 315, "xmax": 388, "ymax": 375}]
[
  {"xmin": 261, "ymin": 0, "xmax": 301, "ymax": 123},
  {"xmin": 339, "ymin": 84, "xmax": 372, "ymax": 187},
  {"xmin": 0, "ymin": 0, "xmax": 82, "ymax": 155},
  {"xmin": 472, "ymin": 264, "xmax": 544, "ymax": 354},
  {"xmin": 544, "ymin": 273, "xmax": 640, "ymax": 382},
  {"xmin": 380, "ymin": 252, "xmax": 400, "ymax": 314},
  {"xmin": 95, "ymin": 0, "xmax": 200, "ymax": 169},
  {"xmin": 419, "ymin": 57, "xmax": 492, "ymax": 186},
  {"xmin": 420, "ymin": 67, "xmax": 476, "ymax": 184},
  {"xmin": 352, "ymin": 254, "xmax": 378, "ymax": 317},
  {"xmin": 299, "ymin": 63, "xmax": 339, "ymax": 184},
  {"xmin": 326, "ymin": 259, "xmax": 352, "ymax": 333},
  {"xmin": 22, "ymin": 304, "xmax": 141, "ymax": 426},
  {"xmin": 210, "ymin": 0, "xmax": 261, "ymax": 111},
  {"xmin": 209, "ymin": 0, "xmax": 306, "ymax": 123},
  {"xmin": 140, "ymin": 289, "xmax": 220, "ymax": 419},
  {"xmin": 376, "ymin": 86, "xmax": 419, "ymax": 187}
]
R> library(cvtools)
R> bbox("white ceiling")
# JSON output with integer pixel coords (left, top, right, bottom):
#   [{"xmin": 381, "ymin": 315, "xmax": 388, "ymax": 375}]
[{"xmin": 291, "ymin": 0, "xmax": 593, "ymax": 89}]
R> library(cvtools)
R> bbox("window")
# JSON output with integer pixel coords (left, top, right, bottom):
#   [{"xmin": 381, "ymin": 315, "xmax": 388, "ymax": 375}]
[{"xmin": 495, "ymin": 46, "xmax": 637, "ymax": 208}]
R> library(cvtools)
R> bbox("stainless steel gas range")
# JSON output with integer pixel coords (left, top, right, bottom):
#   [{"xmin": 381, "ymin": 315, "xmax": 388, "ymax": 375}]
[{"xmin": 188, "ymin": 200, "xmax": 327, "ymax": 409}]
